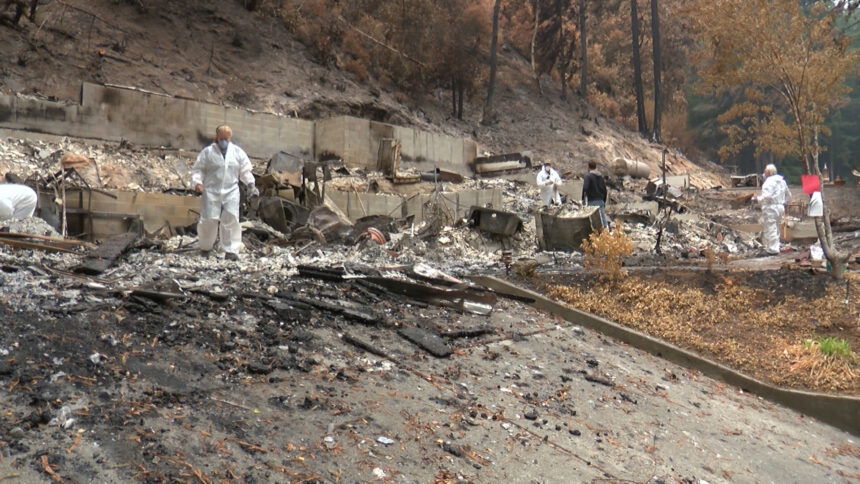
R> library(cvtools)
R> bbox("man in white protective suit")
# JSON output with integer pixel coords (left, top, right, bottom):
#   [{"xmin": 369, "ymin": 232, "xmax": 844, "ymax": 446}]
[
  {"xmin": 0, "ymin": 183, "xmax": 37, "ymax": 221},
  {"xmin": 536, "ymin": 161, "xmax": 562, "ymax": 207},
  {"xmin": 753, "ymin": 164, "xmax": 791, "ymax": 255},
  {"xmin": 191, "ymin": 125, "xmax": 259, "ymax": 260}
]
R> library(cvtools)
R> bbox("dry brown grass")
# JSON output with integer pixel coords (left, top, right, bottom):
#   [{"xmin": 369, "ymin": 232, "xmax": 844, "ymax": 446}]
[
  {"xmin": 777, "ymin": 341, "xmax": 858, "ymax": 391},
  {"xmin": 546, "ymin": 273, "xmax": 860, "ymax": 394}
]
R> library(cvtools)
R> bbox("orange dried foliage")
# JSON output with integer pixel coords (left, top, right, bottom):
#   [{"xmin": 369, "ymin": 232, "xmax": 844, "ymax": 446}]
[
  {"xmin": 547, "ymin": 273, "xmax": 860, "ymax": 394},
  {"xmin": 580, "ymin": 224, "xmax": 634, "ymax": 281}
]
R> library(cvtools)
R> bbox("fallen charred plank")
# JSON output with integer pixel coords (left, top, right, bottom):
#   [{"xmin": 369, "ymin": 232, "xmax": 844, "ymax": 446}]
[
  {"xmin": 398, "ymin": 327, "xmax": 452, "ymax": 357},
  {"xmin": 266, "ymin": 300, "xmax": 313, "ymax": 322},
  {"xmin": 74, "ymin": 232, "xmax": 139, "ymax": 275},
  {"xmin": 188, "ymin": 288, "xmax": 230, "ymax": 302},
  {"xmin": 296, "ymin": 265, "xmax": 347, "ymax": 281},
  {"xmin": 276, "ymin": 292, "xmax": 384, "ymax": 326},
  {"xmin": 348, "ymin": 281, "xmax": 382, "ymax": 302},
  {"xmin": 584, "ymin": 374, "xmax": 614, "ymax": 387},
  {"xmin": 0, "ymin": 237, "xmax": 78, "ymax": 254},
  {"xmin": 353, "ymin": 279, "xmax": 429, "ymax": 308},
  {"xmin": 0, "ymin": 232, "xmax": 94, "ymax": 249},
  {"xmin": 130, "ymin": 289, "xmax": 187, "ymax": 304},
  {"xmin": 441, "ymin": 327, "xmax": 496, "ymax": 339},
  {"xmin": 342, "ymin": 333, "xmax": 394, "ymax": 360},
  {"xmin": 365, "ymin": 276, "xmax": 496, "ymax": 315}
]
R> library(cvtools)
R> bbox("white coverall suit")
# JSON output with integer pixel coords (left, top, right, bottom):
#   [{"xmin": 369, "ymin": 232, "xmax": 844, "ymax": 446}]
[
  {"xmin": 537, "ymin": 168, "xmax": 562, "ymax": 206},
  {"xmin": 0, "ymin": 184, "xmax": 37, "ymax": 220},
  {"xmin": 191, "ymin": 142, "xmax": 255, "ymax": 254},
  {"xmin": 755, "ymin": 174, "xmax": 790, "ymax": 254}
]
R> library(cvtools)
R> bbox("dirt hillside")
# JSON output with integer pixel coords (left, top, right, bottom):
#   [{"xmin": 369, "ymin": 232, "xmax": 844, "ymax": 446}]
[{"xmin": 0, "ymin": 0, "xmax": 725, "ymax": 186}]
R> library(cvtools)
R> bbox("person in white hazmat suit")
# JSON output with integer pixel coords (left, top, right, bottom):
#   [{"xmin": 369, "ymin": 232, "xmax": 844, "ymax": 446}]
[
  {"xmin": 536, "ymin": 161, "xmax": 562, "ymax": 206},
  {"xmin": 0, "ymin": 183, "xmax": 37, "ymax": 221},
  {"xmin": 753, "ymin": 164, "xmax": 791, "ymax": 255},
  {"xmin": 191, "ymin": 125, "xmax": 259, "ymax": 260}
]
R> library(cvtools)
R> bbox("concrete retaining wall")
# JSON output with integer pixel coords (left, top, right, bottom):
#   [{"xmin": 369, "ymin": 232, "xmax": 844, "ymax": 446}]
[
  {"xmin": 0, "ymin": 83, "xmax": 315, "ymax": 160},
  {"xmin": 328, "ymin": 188, "xmax": 502, "ymax": 223},
  {"xmin": 2, "ymin": 85, "xmax": 479, "ymax": 173},
  {"xmin": 316, "ymin": 116, "xmax": 478, "ymax": 175},
  {"xmin": 39, "ymin": 189, "xmax": 199, "ymax": 239}
]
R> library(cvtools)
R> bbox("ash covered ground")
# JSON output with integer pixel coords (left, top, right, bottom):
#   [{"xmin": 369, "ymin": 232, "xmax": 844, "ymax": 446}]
[
  {"xmin": 2, "ymin": 251, "xmax": 860, "ymax": 482},
  {"xmin": 1, "ymin": 137, "xmax": 859, "ymax": 482}
]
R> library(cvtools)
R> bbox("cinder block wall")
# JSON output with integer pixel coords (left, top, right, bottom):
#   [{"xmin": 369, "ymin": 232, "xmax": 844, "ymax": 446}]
[
  {"xmin": 1, "ymin": 83, "xmax": 315, "ymax": 160},
  {"xmin": 316, "ymin": 115, "xmax": 478, "ymax": 175},
  {"xmin": 328, "ymin": 188, "xmax": 502, "ymax": 223},
  {"xmin": 80, "ymin": 84, "xmax": 314, "ymax": 159},
  {"xmin": 2, "ymin": 84, "xmax": 479, "ymax": 173}
]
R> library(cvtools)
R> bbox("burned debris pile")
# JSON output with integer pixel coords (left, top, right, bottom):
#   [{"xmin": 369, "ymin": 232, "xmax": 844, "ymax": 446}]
[
  {"xmin": 5, "ymin": 132, "xmax": 860, "ymax": 285},
  {"xmin": 2, "ymin": 133, "xmax": 860, "ymax": 481}
]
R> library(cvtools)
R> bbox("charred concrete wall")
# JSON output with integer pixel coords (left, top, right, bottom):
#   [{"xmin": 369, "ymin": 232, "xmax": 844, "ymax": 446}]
[
  {"xmin": 315, "ymin": 116, "xmax": 479, "ymax": 175},
  {"xmin": 80, "ymin": 84, "xmax": 315, "ymax": 160},
  {"xmin": 1, "ymin": 86, "xmax": 478, "ymax": 172},
  {"xmin": 0, "ymin": 83, "xmax": 315, "ymax": 160},
  {"xmin": 328, "ymin": 188, "xmax": 502, "ymax": 223},
  {"xmin": 37, "ymin": 189, "xmax": 200, "ymax": 238}
]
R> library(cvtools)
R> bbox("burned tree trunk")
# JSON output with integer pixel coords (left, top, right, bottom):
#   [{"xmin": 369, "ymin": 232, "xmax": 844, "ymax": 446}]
[
  {"xmin": 558, "ymin": 2, "xmax": 576, "ymax": 102},
  {"xmin": 650, "ymin": 0, "xmax": 663, "ymax": 143},
  {"xmin": 579, "ymin": 0, "xmax": 588, "ymax": 97},
  {"xmin": 242, "ymin": 0, "xmax": 261, "ymax": 11},
  {"xmin": 809, "ymin": 137, "xmax": 849, "ymax": 279},
  {"xmin": 531, "ymin": 0, "xmax": 544, "ymax": 96},
  {"xmin": 630, "ymin": 0, "xmax": 648, "ymax": 135},
  {"xmin": 482, "ymin": 0, "xmax": 502, "ymax": 125}
]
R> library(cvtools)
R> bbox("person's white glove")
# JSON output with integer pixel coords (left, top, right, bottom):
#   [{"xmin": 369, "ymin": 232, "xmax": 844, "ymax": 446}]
[{"xmin": 249, "ymin": 185, "xmax": 260, "ymax": 197}]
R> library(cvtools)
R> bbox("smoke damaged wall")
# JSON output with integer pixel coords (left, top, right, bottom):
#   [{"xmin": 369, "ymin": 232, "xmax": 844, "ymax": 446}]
[
  {"xmin": 0, "ymin": 83, "xmax": 315, "ymax": 160},
  {"xmin": 315, "ymin": 115, "xmax": 479, "ymax": 175},
  {"xmin": 1, "ymin": 85, "xmax": 479, "ymax": 172}
]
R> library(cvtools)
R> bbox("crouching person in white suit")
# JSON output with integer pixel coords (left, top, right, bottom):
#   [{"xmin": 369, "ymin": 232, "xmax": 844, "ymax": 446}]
[
  {"xmin": 191, "ymin": 125, "xmax": 258, "ymax": 261},
  {"xmin": 0, "ymin": 183, "xmax": 37, "ymax": 221}
]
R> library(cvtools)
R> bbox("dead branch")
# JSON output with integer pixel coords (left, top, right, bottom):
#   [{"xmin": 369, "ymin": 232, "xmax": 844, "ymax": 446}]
[
  {"xmin": 336, "ymin": 15, "xmax": 426, "ymax": 68},
  {"xmin": 53, "ymin": 0, "xmax": 128, "ymax": 33},
  {"xmin": 41, "ymin": 455, "xmax": 63, "ymax": 483}
]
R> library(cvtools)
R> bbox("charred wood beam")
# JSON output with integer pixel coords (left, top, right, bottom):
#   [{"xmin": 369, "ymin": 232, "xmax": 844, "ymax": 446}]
[
  {"xmin": 275, "ymin": 291, "xmax": 386, "ymax": 326},
  {"xmin": 441, "ymin": 327, "xmax": 496, "ymax": 339},
  {"xmin": 398, "ymin": 327, "xmax": 452, "ymax": 358},
  {"xmin": 74, "ymin": 232, "xmax": 139, "ymax": 275},
  {"xmin": 342, "ymin": 333, "xmax": 395, "ymax": 360}
]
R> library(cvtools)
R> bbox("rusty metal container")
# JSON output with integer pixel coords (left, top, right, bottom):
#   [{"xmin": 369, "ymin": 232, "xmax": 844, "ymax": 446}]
[{"xmin": 534, "ymin": 207, "xmax": 603, "ymax": 251}]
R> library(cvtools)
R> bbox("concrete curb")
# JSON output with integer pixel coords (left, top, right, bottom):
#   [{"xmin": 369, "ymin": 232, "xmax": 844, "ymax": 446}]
[{"xmin": 471, "ymin": 275, "xmax": 860, "ymax": 436}]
